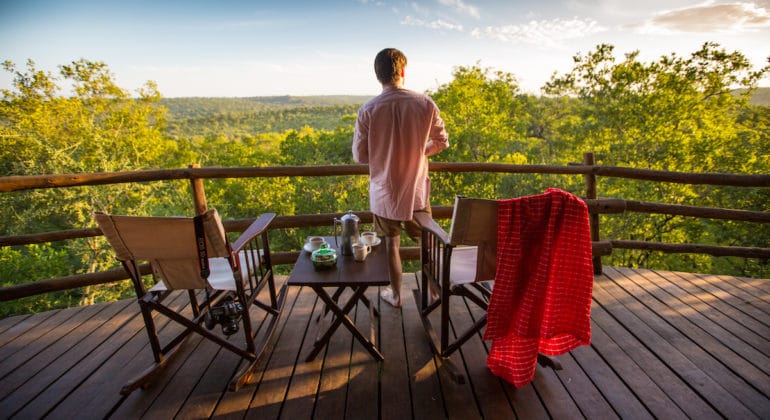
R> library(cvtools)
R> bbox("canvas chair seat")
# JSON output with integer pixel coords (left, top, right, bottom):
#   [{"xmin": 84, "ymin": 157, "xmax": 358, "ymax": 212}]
[
  {"xmin": 95, "ymin": 208, "xmax": 286, "ymax": 395},
  {"xmin": 149, "ymin": 250, "xmax": 261, "ymax": 292},
  {"xmin": 444, "ymin": 246, "xmax": 479, "ymax": 286}
]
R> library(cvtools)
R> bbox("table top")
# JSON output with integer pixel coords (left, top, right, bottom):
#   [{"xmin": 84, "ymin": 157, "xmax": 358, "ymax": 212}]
[{"xmin": 287, "ymin": 236, "xmax": 390, "ymax": 287}]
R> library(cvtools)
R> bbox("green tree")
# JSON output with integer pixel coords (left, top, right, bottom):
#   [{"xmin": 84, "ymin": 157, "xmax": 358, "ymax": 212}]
[
  {"xmin": 278, "ymin": 125, "xmax": 371, "ymax": 241},
  {"xmin": 0, "ymin": 59, "xmax": 183, "ymax": 309},
  {"xmin": 544, "ymin": 43, "xmax": 769, "ymax": 274},
  {"xmin": 428, "ymin": 65, "xmax": 549, "ymax": 204},
  {"xmin": 544, "ymin": 42, "xmax": 767, "ymax": 172},
  {"xmin": 431, "ymin": 64, "xmax": 526, "ymax": 163}
]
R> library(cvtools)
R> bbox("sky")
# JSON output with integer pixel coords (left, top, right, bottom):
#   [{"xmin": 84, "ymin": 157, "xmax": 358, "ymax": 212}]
[{"xmin": 1, "ymin": 0, "xmax": 768, "ymax": 97}]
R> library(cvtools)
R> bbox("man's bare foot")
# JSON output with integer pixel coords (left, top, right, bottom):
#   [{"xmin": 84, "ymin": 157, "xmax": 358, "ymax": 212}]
[{"xmin": 380, "ymin": 287, "xmax": 401, "ymax": 308}]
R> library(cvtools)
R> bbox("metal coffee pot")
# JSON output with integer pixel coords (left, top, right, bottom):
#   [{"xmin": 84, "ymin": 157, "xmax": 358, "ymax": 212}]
[{"xmin": 334, "ymin": 210, "xmax": 360, "ymax": 256}]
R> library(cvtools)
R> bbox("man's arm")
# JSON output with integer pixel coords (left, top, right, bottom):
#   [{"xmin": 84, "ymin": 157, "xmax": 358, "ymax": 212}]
[
  {"xmin": 424, "ymin": 106, "xmax": 449, "ymax": 157},
  {"xmin": 352, "ymin": 111, "xmax": 370, "ymax": 163}
]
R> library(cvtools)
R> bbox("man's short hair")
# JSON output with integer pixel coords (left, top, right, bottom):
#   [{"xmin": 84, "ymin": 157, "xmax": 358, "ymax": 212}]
[{"xmin": 374, "ymin": 48, "xmax": 407, "ymax": 85}]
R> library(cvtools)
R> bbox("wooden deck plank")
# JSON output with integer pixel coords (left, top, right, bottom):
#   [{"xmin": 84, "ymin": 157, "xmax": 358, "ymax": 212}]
[
  {"xmin": 402, "ymin": 274, "xmax": 447, "ymax": 420},
  {"xmin": 604, "ymin": 268, "xmax": 770, "ymax": 417},
  {"xmin": 0, "ymin": 268, "xmax": 767, "ymax": 419},
  {"xmin": 556, "ymin": 351, "xmax": 622, "ymax": 419},
  {"xmin": 235, "ymin": 277, "xmax": 321, "ymax": 420},
  {"xmin": 0, "ymin": 312, "xmax": 37, "ymax": 341},
  {"xmin": 174, "ymin": 345, "xmax": 239, "ymax": 419},
  {"xmin": 49, "ymin": 290, "xmax": 191, "ymax": 418},
  {"xmin": 108, "ymin": 292, "xmax": 216, "ymax": 418},
  {"xmin": 622, "ymin": 267, "xmax": 770, "ymax": 379},
  {"xmin": 278, "ymin": 286, "xmax": 330, "ymax": 419},
  {"xmin": 673, "ymin": 271, "xmax": 770, "ymax": 336},
  {"xmin": 595, "ymin": 272, "xmax": 760, "ymax": 419},
  {"xmin": 0, "ymin": 305, "xmax": 121, "ymax": 396},
  {"xmin": 211, "ymin": 276, "xmax": 301, "ymax": 419},
  {"xmin": 379, "ymin": 277, "xmax": 414, "ymax": 420},
  {"xmin": 0, "ymin": 299, "xmax": 133, "ymax": 410},
  {"xmin": 309, "ymin": 288, "xmax": 355, "ymax": 419},
  {"xmin": 344, "ymin": 289, "xmax": 380, "ymax": 419},
  {"xmin": 714, "ymin": 273, "xmax": 770, "ymax": 298},
  {"xmin": 590, "ymin": 300, "xmax": 719, "ymax": 419},
  {"xmin": 0, "ymin": 313, "xmax": 26, "ymax": 334},
  {"xmin": 466, "ymin": 297, "xmax": 551, "ymax": 419},
  {"xmin": 0, "ymin": 305, "xmax": 91, "ymax": 380},
  {"xmin": 469, "ymin": 309, "xmax": 552, "ymax": 419},
  {"xmin": 430, "ymin": 298, "xmax": 483, "ymax": 419},
  {"xmin": 451, "ymin": 294, "xmax": 515, "ymax": 420},
  {"xmin": 642, "ymin": 269, "xmax": 770, "ymax": 360},
  {"xmin": 141, "ymin": 335, "xmax": 218, "ymax": 419},
  {"xmin": 244, "ymin": 283, "xmax": 319, "ymax": 418},
  {"xmin": 146, "ymin": 292, "xmax": 278, "ymax": 420},
  {"xmin": 688, "ymin": 273, "xmax": 770, "ymax": 324},
  {"xmin": 530, "ymin": 362, "xmax": 584, "ymax": 419},
  {"xmin": 587, "ymin": 318, "xmax": 691, "ymax": 419}
]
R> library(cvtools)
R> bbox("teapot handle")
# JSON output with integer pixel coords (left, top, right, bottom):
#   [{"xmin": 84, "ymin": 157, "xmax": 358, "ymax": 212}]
[{"xmin": 333, "ymin": 217, "xmax": 341, "ymax": 248}]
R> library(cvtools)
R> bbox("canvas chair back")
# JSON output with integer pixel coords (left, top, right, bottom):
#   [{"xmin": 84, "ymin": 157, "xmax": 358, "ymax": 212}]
[
  {"xmin": 95, "ymin": 209, "xmax": 230, "ymax": 290},
  {"xmin": 447, "ymin": 196, "xmax": 498, "ymax": 283}
]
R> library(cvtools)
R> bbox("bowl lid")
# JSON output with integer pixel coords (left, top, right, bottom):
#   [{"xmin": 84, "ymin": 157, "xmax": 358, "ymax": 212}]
[{"xmin": 311, "ymin": 244, "xmax": 337, "ymax": 261}]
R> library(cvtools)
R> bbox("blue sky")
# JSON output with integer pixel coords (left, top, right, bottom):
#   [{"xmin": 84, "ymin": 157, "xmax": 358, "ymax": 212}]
[{"xmin": 1, "ymin": 0, "xmax": 768, "ymax": 97}]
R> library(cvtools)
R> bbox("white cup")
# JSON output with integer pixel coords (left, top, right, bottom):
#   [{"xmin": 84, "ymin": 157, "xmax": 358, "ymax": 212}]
[
  {"xmin": 361, "ymin": 231, "xmax": 377, "ymax": 246},
  {"xmin": 308, "ymin": 236, "xmax": 325, "ymax": 251},
  {"xmin": 352, "ymin": 242, "xmax": 371, "ymax": 262}
]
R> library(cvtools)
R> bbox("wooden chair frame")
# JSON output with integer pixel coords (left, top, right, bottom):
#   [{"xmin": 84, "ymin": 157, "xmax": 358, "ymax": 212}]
[
  {"xmin": 95, "ymin": 210, "xmax": 286, "ymax": 395},
  {"xmin": 413, "ymin": 196, "xmax": 561, "ymax": 383}
]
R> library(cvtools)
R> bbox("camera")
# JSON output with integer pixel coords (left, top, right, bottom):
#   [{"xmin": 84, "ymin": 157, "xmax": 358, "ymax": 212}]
[{"xmin": 204, "ymin": 296, "xmax": 244, "ymax": 336}]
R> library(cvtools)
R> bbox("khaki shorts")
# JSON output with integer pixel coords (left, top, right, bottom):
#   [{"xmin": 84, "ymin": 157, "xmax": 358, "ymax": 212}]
[{"xmin": 373, "ymin": 205, "xmax": 431, "ymax": 241}]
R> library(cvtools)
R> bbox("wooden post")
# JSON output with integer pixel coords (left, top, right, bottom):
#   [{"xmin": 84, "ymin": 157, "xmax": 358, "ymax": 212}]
[
  {"xmin": 189, "ymin": 163, "xmax": 208, "ymax": 215},
  {"xmin": 583, "ymin": 152, "xmax": 603, "ymax": 274}
]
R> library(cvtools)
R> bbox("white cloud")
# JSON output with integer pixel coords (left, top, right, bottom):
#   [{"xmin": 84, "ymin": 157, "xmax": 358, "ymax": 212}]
[
  {"xmin": 639, "ymin": 1, "xmax": 770, "ymax": 34},
  {"xmin": 437, "ymin": 0, "xmax": 481, "ymax": 19},
  {"xmin": 409, "ymin": 2, "xmax": 431, "ymax": 15},
  {"xmin": 470, "ymin": 18, "xmax": 606, "ymax": 47},
  {"xmin": 401, "ymin": 15, "xmax": 465, "ymax": 31},
  {"xmin": 355, "ymin": 0, "xmax": 386, "ymax": 5}
]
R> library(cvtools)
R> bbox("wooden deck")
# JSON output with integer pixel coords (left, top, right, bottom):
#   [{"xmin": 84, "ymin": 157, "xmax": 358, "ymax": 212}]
[{"xmin": 0, "ymin": 267, "xmax": 768, "ymax": 419}]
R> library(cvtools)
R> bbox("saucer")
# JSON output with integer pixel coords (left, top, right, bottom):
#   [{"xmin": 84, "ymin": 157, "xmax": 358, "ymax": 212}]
[
  {"xmin": 361, "ymin": 237, "xmax": 381, "ymax": 247},
  {"xmin": 304, "ymin": 242, "xmax": 326, "ymax": 253}
]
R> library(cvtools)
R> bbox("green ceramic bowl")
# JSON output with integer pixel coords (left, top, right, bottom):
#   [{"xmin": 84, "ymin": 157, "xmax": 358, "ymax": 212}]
[{"xmin": 311, "ymin": 244, "xmax": 337, "ymax": 269}]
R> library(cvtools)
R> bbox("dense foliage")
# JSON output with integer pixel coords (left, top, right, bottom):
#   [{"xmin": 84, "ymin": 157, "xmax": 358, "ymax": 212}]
[{"xmin": 1, "ymin": 42, "xmax": 768, "ymax": 316}]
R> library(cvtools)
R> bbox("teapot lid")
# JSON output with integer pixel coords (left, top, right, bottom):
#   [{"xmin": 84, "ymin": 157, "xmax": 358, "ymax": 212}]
[{"xmin": 341, "ymin": 210, "xmax": 359, "ymax": 222}]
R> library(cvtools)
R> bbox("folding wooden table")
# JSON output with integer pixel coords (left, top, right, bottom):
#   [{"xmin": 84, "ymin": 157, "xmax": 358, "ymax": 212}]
[{"xmin": 287, "ymin": 236, "xmax": 389, "ymax": 362}]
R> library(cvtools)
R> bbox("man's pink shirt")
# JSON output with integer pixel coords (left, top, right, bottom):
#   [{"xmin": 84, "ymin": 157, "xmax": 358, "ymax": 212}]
[{"xmin": 353, "ymin": 85, "xmax": 449, "ymax": 221}]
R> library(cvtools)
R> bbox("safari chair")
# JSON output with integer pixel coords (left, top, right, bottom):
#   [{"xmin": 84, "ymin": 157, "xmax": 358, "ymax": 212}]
[
  {"xmin": 413, "ymin": 196, "xmax": 562, "ymax": 383},
  {"xmin": 94, "ymin": 208, "xmax": 287, "ymax": 395}
]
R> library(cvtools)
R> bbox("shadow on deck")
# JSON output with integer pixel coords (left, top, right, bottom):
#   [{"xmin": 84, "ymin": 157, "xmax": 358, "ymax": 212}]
[{"xmin": 0, "ymin": 267, "xmax": 768, "ymax": 419}]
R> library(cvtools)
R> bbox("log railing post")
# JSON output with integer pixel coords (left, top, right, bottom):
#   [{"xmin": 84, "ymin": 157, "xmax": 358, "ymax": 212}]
[
  {"xmin": 584, "ymin": 152, "xmax": 603, "ymax": 274},
  {"xmin": 189, "ymin": 163, "xmax": 208, "ymax": 215}
]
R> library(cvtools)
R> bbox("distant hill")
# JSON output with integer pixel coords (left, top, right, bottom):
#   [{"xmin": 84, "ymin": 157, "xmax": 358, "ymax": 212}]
[
  {"xmin": 160, "ymin": 96, "xmax": 372, "ymax": 139},
  {"xmin": 160, "ymin": 89, "xmax": 769, "ymax": 120},
  {"xmin": 748, "ymin": 87, "xmax": 770, "ymax": 106},
  {"xmin": 158, "ymin": 90, "xmax": 769, "ymax": 139},
  {"xmin": 732, "ymin": 87, "xmax": 770, "ymax": 106},
  {"xmin": 160, "ymin": 95, "xmax": 372, "ymax": 120}
]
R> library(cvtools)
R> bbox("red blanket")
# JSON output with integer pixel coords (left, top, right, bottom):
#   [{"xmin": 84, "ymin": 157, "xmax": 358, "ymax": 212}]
[{"xmin": 484, "ymin": 188, "xmax": 593, "ymax": 386}]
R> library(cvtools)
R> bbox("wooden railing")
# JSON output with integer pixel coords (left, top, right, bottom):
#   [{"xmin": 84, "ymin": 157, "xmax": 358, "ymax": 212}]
[{"xmin": 1, "ymin": 153, "xmax": 769, "ymax": 302}]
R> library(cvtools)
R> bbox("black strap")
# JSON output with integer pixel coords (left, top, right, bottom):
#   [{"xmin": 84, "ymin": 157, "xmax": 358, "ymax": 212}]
[{"xmin": 193, "ymin": 214, "xmax": 210, "ymax": 280}]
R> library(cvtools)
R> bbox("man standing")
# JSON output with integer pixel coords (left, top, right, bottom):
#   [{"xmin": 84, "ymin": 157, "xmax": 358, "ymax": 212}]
[{"xmin": 353, "ymin": 48, "xmax": 449, "ymax": 308}]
